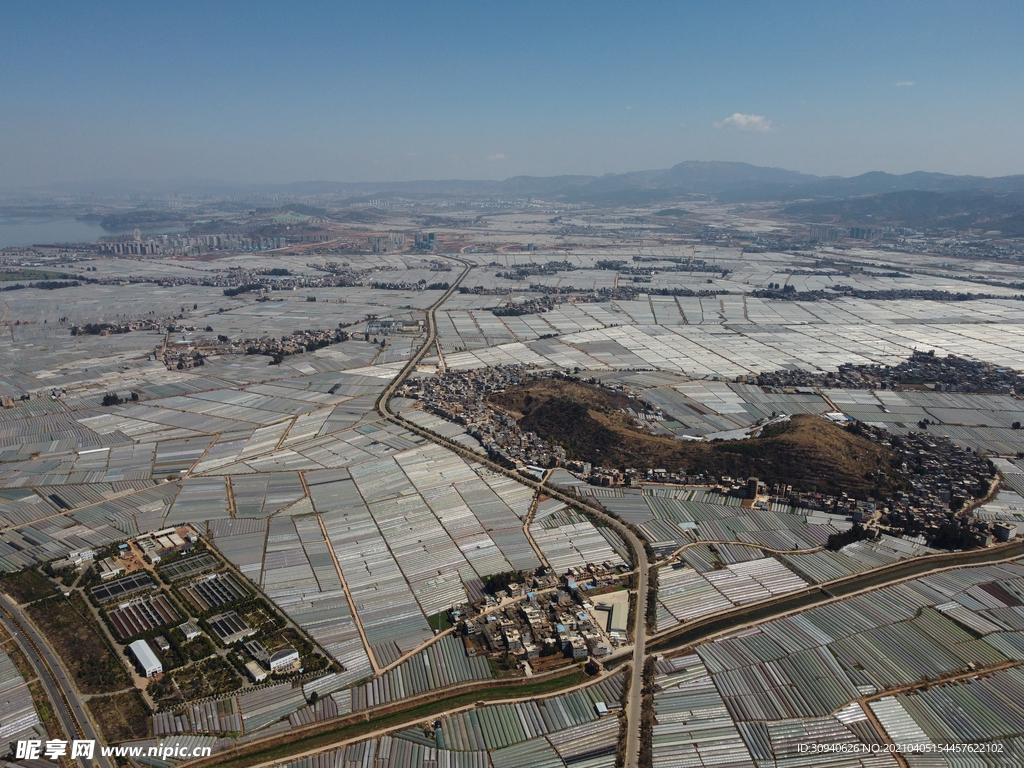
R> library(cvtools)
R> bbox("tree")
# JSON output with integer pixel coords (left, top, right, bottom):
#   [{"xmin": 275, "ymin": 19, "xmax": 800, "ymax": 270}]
[
  {"xmin": 481, "ymin": 570, "xmax": 523, "ymax": 595},
  {"xmin": 826, "ymin": 522, "xmax": 875, "ymax": 551},
  {"xmin": 929, "ymin": 518, "xmax": 977, "ymax": 550},
  {"xmin": 193, "ymin": 303, "xmax": 198, "ymax": 310}
]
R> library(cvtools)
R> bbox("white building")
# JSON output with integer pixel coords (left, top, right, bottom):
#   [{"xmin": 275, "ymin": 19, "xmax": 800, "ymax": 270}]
[
  {"xmin": 269, "ymin": 648, "xmax": 300, "ymax": 672},
  {"xmin": 97, "ymin": 557, "xmax": 125, "ymax": 580},
  {"xmin": 52, "ymin": 550, "xmax": 94, "ymax": 571},
  {"xmin": 179, "ymin": 621, "xmax": 202, "ymax": 641},
  {"xmin": 245, "ymin": 661, "xmax": 267, "ymax": 682},
  {"xmin": 129, "ymin": 640, "xmax": 162, "ymax": 677}
]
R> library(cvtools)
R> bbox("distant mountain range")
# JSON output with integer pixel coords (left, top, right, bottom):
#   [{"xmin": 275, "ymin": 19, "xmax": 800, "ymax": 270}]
[
  {"xmin": 282, "ymin": 162, "xmax": 1024, "ymax": 234},
  {"xmin": 783, "ymin": 189, "xmax": 1024, "ymax": 236},
  {"xmin": 723, "ymin": 168, "xmax": 1024, "ymax": 202},
  {"xmin": 561, "ymin": 162, "xmax": 1024, "ymax": 203},
  {"xmin": 7, "ymin": 161, "xmax": 1024, "ymax": 205}
]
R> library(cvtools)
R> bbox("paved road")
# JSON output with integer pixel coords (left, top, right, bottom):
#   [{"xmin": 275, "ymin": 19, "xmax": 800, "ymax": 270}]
[
  {"xmin": 0, "ymin": 602, "xmax": 81, "ymax": 746},
  {"xmin": 374, "ymin": 255, "xmax": 651, "ymax": 767},
  {"xmin": 0, "ymin": 594, "xmax": 112, "ymax": 768}
]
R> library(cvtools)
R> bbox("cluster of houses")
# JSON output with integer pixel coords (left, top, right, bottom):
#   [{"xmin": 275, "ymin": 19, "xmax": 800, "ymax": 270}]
[{"xmin": 465, "ymin": 564, "xmax": 628, "ymax": 669}]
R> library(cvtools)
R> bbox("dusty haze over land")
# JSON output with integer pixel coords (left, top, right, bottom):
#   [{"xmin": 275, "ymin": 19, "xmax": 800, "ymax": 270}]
[{"xmin": 3, "ymin": 3, "xmax": 1024, "ymax": 767}]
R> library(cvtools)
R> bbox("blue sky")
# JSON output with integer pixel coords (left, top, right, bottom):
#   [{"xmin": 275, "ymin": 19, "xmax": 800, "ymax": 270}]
[{"xmin": 2, "ymin": 1, "xmax": 1022, "ymax": 186}]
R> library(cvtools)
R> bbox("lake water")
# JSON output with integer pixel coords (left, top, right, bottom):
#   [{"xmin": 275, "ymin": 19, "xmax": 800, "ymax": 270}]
[{"xmin": 0, "ymin": 217, "xmax": 183, "ymax": 248}]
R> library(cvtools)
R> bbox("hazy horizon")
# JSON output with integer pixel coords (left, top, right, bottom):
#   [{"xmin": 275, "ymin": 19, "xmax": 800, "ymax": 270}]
[
  {"xmin": 3, "ymin": 1, "xmax": 1023, "ymax": 188},
  {"xmin": 7, "ymin": 160, "xmax": 1024, "ymax": 198}
]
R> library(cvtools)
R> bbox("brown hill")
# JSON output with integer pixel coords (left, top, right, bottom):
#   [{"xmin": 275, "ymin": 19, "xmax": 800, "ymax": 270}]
[{"xmin": 488, "ymin": 379, "xmax": 899, "ymax": 498}]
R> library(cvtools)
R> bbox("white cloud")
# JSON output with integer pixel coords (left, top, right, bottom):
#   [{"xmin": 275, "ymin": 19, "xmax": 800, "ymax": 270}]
[
  {"xmin": 714, "ymin": 113, "xmax": 772, "ymax": 132},
  {"xmin": 485, "ymin": 153, "xmax": 506, "ymax": 162},
  {"xmin": 894, "ymin": 80, "xmax": 915, "ymax": 87}
]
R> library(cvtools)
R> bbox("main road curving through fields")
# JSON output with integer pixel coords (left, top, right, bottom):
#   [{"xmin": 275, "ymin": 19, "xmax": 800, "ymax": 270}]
[{"xmin": 374, "ymin": 255, "xmax": 651, "ymax": 768}]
